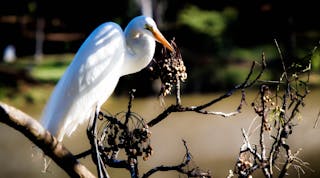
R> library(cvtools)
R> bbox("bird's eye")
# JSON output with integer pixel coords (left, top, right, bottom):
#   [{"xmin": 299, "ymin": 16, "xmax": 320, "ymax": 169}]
[{"xmin": 144, "ymin": 24, "xmax": 153, "ymax": 31}]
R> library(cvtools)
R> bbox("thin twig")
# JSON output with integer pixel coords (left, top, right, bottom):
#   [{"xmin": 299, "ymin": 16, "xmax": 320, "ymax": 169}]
[
  {"xmin": 278, "ymin": 148, "xmax": 302, "ymax": 178},
  {"xmin": 175, "ymin": 78, "xmax": 182, "ymax": 105},
  {"xmin": 125, "ymin": 89, "xmax": 136, "ymax": 126},
  {"xmin": 142, "ymin": 140, "xmax": 211, "ymax": 178},
  {"xmin": 241, "ymin": 128, "xmax": 262, "ymax": 161},
  {"xmin": 258, "ymin": 85, "xmax": 271, "ymax": 178},
  {"xmin": 274, "ymin": 39, "xmax": 288, "ymax": 81},
  {"xmin": 195, "ymin": 110, "xmax": 240, "ymax": 117},
  {"xmin": 247, "ymin": 115, "xmax": 259, "ymax": 138},
  {"xmin": 87, "ymin": 110, "xmax": 109, "ymax": 178},
  {"xmin": 313, "ymin": 109, "xmax": 320, "ymax": 128}
]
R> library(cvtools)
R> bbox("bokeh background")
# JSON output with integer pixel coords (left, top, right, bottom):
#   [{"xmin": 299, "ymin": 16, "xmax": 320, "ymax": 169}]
[{"xmin": 0, "ymin": 0, "xmax": 319, "ymax": 178}]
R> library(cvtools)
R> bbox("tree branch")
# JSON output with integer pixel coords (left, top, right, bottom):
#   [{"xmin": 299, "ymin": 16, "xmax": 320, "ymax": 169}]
[
  {"xmin": 148, "ymin": 54, "xmax": 266, "ymax": 128},
  {"xmin": 0, "ymin": 102, "xmax": 96, "ymax": 178},
  {"xmin": 142, "ymin": 140, "xmax": 211, "ymax": 178}
]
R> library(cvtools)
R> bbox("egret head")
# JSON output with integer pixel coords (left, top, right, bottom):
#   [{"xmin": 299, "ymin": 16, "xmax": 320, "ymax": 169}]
[{"xmin": 126, "ymin": 16, "xmax": 174, "ymax": 52}]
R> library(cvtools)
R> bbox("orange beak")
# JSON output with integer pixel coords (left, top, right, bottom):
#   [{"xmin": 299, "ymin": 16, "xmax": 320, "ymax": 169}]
[{"xmin": 151, "ymin": 28, "xmax": 175, "ymax": 53}]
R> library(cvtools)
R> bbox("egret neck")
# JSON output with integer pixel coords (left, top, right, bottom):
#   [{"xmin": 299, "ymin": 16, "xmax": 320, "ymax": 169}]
[{"xmin": 122, "ymin": 27, "xmax": 156, "ymax": 76}]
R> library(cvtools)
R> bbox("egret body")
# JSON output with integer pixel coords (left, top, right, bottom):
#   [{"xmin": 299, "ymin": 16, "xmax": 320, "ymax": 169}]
[{"xmin": 40, "ymin": 16, "xmax": 174, "ymax": 142}]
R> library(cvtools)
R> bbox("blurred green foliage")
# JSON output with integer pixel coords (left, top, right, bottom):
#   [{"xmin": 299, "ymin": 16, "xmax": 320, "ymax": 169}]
[
  {"xmin": 228, "ymin": 45, "xmax": 278, "ymax": 61},
  {"xmin": 0, "ymin": 1, "xmax": 319, "ymax": 96},
  {"xmin": 178, "ymin": 5, "xmax": 227, "ymax": 38},
  {"xmin": 31, "ymin": 56, "xmax": 72, "ymax": 82},
  {"xmin": 311, "ymin": 48, "xmax": 320, "ymax": 71}
]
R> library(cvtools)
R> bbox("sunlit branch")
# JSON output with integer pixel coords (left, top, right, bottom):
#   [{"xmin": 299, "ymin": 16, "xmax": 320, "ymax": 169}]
[
  {"xmin": 241, "ymin": 128, "xmax": 262, "ymax": 161},
  {"xmin": 0, "ymin": 102, "xmax": 95, "ymax": 178}
]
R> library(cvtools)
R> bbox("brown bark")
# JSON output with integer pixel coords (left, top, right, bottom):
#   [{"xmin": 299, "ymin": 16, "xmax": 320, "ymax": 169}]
[{"xmin": 0, "ymin": 102, "xmax": 96, "ymax": 178}]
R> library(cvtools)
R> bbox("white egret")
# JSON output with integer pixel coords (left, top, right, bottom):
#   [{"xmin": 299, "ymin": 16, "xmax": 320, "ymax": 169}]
[{"xmin": 40, "ymin": 15, "xmax": 174, "ymax": 142}]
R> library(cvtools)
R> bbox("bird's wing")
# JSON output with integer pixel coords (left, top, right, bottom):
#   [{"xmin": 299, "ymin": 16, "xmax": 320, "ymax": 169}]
[{"xmin": 40, "ymin": 22, "xmax": 126, "ymax": 141}]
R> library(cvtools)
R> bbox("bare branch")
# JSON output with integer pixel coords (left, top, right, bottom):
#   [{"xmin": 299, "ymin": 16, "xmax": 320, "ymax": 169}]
[
  {"xmin": 278, "ymin": 149, "xmax": 303, "ymax": 178},
  {"xmin": 241, "ymin": 128, "xmax": 262, "ymax": 161},
  {"xmin": 274, "ymin": 39, "xmax": 288, "ymax": 81},
  {"xmin": 0, "ymin": 102, "xmax": 95, "ymax": 178},
  {"xmin": 148, "ymin": 55, "xmax": 266, "ymax": 127},
  {"xmin": 147, "ymin": 41, "xmax": 266, "ymax": 128},
  {"xmin": 195, "ymin": 110, "xmax": 240, "ymax": 117},
  {"xmin": 142, "ymin": 140, "xmax": 211, "ymax": 178}
]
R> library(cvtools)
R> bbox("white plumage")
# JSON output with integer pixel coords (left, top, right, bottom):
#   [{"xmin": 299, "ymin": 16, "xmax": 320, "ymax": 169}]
[{"xmin": 40, "ymin": 15, "xmax": 174, "ymax": 141}]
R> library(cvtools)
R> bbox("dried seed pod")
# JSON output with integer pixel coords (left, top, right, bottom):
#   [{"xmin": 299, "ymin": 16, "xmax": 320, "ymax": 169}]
[
  {"xmin": 150, "ymin": 39, "xmax": 187, "ymax": 96},
  {"xmin": 97, "ymin": 111, "xmax": 152, "ymax": 161}
]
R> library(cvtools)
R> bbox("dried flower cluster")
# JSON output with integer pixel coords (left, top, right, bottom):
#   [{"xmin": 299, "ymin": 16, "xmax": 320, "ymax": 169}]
[
  {"xmin": 235, "ymin": 149, "xmax": 255, "ymax": 176},
  {"xmin": 150, "ymin": 39, "xmax": 187, "ymax": 96},
  {"xmin": 98, "ymin": 111, "xmax": 153, "ymax": 161}
]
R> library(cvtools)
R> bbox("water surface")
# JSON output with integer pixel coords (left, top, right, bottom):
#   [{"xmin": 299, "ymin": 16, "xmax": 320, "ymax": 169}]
[{"xmin": 1, "ymin": 90, "xmax": 319, "ymax": 178}]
